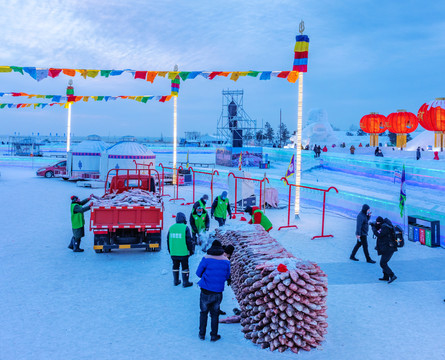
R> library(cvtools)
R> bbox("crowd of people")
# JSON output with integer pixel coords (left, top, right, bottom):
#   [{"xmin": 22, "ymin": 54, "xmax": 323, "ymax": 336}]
[{"xmin": 68, "ymin": 189, "xmax": 274, "ymax": 341}]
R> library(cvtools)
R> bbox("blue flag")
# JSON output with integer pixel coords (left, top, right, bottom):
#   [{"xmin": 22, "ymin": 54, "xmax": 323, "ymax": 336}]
[{"xmin": 399, "ymin": 164, "xmax": 406, "ymax": 217}]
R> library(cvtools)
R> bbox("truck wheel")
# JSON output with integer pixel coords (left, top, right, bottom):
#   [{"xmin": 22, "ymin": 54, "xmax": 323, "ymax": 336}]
[
  {"xmin": 153, "ymin": 232, "xmax": 162, "ymax": 252},
  {"xmin": 45, "ymin": 171, "xmax": 54, "ymax": 178}
]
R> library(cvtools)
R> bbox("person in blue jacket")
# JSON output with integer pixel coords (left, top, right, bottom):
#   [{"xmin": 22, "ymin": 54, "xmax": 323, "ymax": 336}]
[{"xmin": 196, "ymin": 240, "xmax": 231, "ymax": 342}]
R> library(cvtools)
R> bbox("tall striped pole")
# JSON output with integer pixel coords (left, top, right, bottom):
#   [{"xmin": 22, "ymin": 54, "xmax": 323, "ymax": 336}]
[
  {"xmin": 173, "ymin": 64, "xmax": 178, "ymax": 185},
  {"xmin": 66, "ymin": 80, "xmax": 74, "ymax": 152},
  {"xmin": 294, "ymin": 72, "xmax": 303, "ymax": 217}
]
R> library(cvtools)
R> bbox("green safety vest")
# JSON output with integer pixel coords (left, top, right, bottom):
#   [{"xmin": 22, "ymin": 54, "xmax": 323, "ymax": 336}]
[
  {"xmin": 198, "ymin": 199, "xmax": 207, "ymax": 212},
  {"xmin": 169, "ymin": 223, "xmax": 189, "ymax": 256},
  {"xmin": 192, "ymin": 213, "xmax": 207, "ymax": 233},
  {"xmin": 214, "ymin": 196, "xmax": 229, "ymax": 219},
  {"xmin": 71, "ymin": 203, "xmax": 85, "ymax": 229},
  {"xmin": 253, "ymin": 209, "xmax": 273, "ymax": 231}
]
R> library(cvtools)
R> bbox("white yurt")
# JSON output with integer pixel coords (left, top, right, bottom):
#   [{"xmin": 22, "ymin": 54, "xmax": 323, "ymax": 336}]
[
  {"xmin": 67, "ymin": 135, "xmax": 108, "ymax": 180},
  {"xmin": 100, "ymin": 137, "xmax": 156, "ymax": 181}
]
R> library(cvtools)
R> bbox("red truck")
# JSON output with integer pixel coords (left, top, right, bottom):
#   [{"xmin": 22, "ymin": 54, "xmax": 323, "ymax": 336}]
[{"xmin": 90, "ymin": 169, "xmax": 163, "ymax": 253}]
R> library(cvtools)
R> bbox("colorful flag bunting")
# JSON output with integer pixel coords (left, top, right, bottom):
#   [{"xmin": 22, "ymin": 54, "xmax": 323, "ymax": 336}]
[
  {"xmin": 0, "ymin": 92, "xmax": 171, "ymax": 103},
  {"xmin": 238, "ymin": 152, "xmax": 243, "ymax": 171},
  {"xmin": 293, "ymin": 35, "xmax": 309, "ymax": 72},
  {"xmin": 171, "ymin": 75, "xmax": 180, "ymax": 96},
  {"xmin": 0, "ymin": 66, "xmax": 304, "ymax": 82}
]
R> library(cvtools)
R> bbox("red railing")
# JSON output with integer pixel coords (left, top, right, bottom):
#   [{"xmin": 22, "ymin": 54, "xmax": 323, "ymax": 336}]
[
  {"xmin": 158, "ymin": 163, "xmax": 185, "ymax": 201},
  {"xmin": 228, "ymin": 172, "xmax": 269, "ymax": 216},
  {"xmin": 186, "ymin": 167, "xmax": 220, "ymax": 207},
  {"xmin": 132, "ymin": 161, "xmax": 161, "ymax": 194},
  {"xmin": 104, "ymin": 168, "xmax": 160, "ymax": 194},
  {"xmin": 278, "ymin": 177, "xmax": 338, "ymax": 239}
]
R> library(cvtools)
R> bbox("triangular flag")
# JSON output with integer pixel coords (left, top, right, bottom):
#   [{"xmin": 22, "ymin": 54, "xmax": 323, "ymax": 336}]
[{"xmin": 285, "ymin": 154, "xmax": 295, "ymax": 179}]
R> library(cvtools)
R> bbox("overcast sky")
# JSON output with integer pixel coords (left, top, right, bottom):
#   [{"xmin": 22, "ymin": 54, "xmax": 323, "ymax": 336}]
[{"xmin": 0, "ymin": 0, "xmax": 444, "ymax": 138}]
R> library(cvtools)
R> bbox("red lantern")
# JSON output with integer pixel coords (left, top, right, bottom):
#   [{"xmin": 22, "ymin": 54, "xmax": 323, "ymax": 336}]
[
  {"xmin": 386, "ymin": 109, "xmax": 418, "ymax": 148},
  {"xmin": 360, "ymin": 113, "xmax": 387, "ymax": 146},
  {"xmin": 417, "ymin": 98, "xmax": 445, "ymax": 150}
]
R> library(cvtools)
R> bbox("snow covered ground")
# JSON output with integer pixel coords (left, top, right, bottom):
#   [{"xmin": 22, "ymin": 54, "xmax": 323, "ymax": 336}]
[{"xmin": 1, "ymin": 152, "xmax": 444, "ymax": 360}]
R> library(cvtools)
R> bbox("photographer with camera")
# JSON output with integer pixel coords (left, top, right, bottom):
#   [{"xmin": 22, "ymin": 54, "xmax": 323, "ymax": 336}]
[
  {"xmin": 350, "ymin": 204, "xmax": 376, "ymax": 263},
  {"xmin": 371, "ymin": 216, "xmax": 398, "ymax": 284}
]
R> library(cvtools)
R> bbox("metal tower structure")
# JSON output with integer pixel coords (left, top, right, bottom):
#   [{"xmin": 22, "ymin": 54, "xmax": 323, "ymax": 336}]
[{"xmin": 217, "ymin": 90, "xmax": 259, "ymax": 145}]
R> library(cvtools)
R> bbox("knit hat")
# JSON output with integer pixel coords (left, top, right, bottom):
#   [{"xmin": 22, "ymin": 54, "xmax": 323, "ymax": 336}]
[
  {"xmin": 207, "ymin": 240, "xmax": 224, "ymax": 256},
  {"xmin": 71, "ymin": 195, "xmax": 79, "ymax": 202},
  {"xmin": 221, "ymin": 191, "xmax": 228, "ymax": 200},
  {"xmin": 376, "ymin": 216, "xmax": 384, "ymax": 223},
  {"xmin": 223, "ymin": 244, "xmax": 234, "ymax": 256},
  {"xmin": 244, "ymin": 206, "xmax": 252, "ymax": 215},
  {"xmin": 202, "ymin": 194, "xmax": 209, "ymax": 201}
]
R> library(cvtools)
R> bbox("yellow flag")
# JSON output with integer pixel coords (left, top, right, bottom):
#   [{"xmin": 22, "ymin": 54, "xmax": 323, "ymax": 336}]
[
  {"xmin": 135, "ymin": 96, "xmax": 143, "ymax": 102},
  {"xmin": 230, "ymin": 72, "xmax": 240, "ymax": 81},
  {"xmin": 76, "ymin": 69, "xmax": 88, "ymax": 79},
  {"xmin": 83, "ymin": 96, "xmax": 89, "ymax": 102},
  {"xmin": 168, "ymin": 71, "xmax": 179, "ymax": 80},
  {"xmin": 64, "ymin": 103, "xmax": 70, "ymax": 108},
  {"xmin": 36, "ymin": 95, "xmax": 45, "ymax": 99},
  {"xmin": 86, "ymin": 70, "xmax": 99, "ymax": 78},
  {"xmin": 157, "ymin": 71, "xmax": 168, "ymax": 78},
  {"xmin": 239, "ymin": 72, "xmax": 249, "ymax": 77},
  {"xmin": 0, "ymin": 66, "xmax": 12, "ymax": 72}
]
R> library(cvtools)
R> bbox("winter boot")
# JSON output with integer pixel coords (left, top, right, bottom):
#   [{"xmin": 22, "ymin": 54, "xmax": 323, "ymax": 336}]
[
  {"xmin": 173, "ymin": 270, "xmax": 181, "ymax": 286},
  {"xmin": 366, "ymin": 258, "xmax": 376, "ymax": 264},
  {"xmin": 73, "ymin": 239, "xmax": 84, "ymax": 252},
  {"xmin": 379, "ymin": 274, "xmax": 390, "ymax": 281},
  {"xmin": 182, "ymin": 271, "xmax": 193, "ymax": 288},
  {"xmin": 68, "ymin": 237, "xmax": 74, "ymax": 250},
  {"xmin": 388, "ymin": 275, "xmax": 397, "ymax": 284},
  {"xmin": 210, "ymin": 335, "xmax": 221, "ymax": 342},
  {"xmin": 349, "ymin": 256, "xmax": 359, "ymax": 261}
]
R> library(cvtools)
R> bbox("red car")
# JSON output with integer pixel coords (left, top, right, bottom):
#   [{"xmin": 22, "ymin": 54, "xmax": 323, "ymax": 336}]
[{"xmin": 36, "ymin": 160, "xmax": 67, "ymax": 178}]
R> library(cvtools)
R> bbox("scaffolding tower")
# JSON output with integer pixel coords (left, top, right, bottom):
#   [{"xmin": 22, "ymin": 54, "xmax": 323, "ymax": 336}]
[{"xmin": 217, "ymin": 90, "xmax": 259, "ymax": 145}]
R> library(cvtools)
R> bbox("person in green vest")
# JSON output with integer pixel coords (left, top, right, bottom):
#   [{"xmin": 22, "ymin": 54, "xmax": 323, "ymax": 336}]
[
  {"xmin": 211, "ymin": 191, "xmax": 232, "ymax": 226},
  {"xmin": 244, "ymin": 205, "xmax": 273, "ymax": 232},
  {"xmin": 193, "ymin": 194, "xmax": 209, "ymax": 214},
  {"xmin": 167, "ymin": 212, "xmax": 194, "ymax": 287},
  {"xmin": 68, "ymin": 195, "xmax": 92, "ymax": 252},
  {"xmin": 190, "ymin": 206, "xmax": 210, "ymax": 247}
]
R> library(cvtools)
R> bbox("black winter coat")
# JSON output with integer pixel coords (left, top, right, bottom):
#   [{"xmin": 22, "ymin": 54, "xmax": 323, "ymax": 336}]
[
  {"xmin": 373, "ymin": 219, "xmax": 398, "ymax": 255},
  {"xmin": 356, "ymin": 204, "xmax": 370, "ymax": 236}
]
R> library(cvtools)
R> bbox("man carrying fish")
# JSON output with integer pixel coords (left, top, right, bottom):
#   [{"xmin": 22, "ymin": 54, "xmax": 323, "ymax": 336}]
[
  {"xmin": 244, "ymin": 205, "xmax": 273, "ymax": 232},
  {"xmin": 68, "ymin": 195, "xmax": 92, "ymax": 252},
  {"xmin": 167, "ymin": 212, "xmax": 194, "ymax": 287},
  {"xmin": 211, "ymin": 191, "xmax": 232, "ymax": 226}
]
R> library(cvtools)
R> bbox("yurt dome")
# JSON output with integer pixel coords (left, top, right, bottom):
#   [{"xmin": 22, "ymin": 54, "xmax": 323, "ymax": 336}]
[
  {"xmin": 100, "ymin": 141, "xmax": 156, "ymax": 180},
  {"xmin": 67, "ymin": 137, "xmax": 108, "ymax": 180}
]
